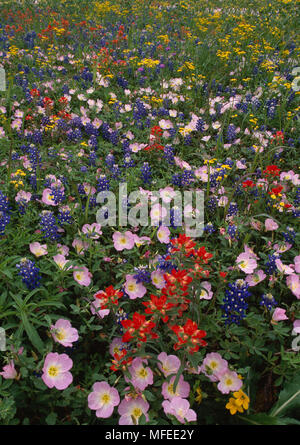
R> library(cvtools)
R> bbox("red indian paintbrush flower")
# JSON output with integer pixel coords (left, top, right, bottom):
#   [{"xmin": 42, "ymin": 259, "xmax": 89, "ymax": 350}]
[
  {"xmin": 94, "ymin": 285, "xmax": 123, "ymax": 308},
  {"xmin": 121, "ymin": 312, "xmax": 158, "ymax": 343},
  {"xmin": 142, "ymin": 294, "xmax": 175, "ymax": 323},
  {"xmin": 171, "ymin": 319, "xmax": 207, "ymax": 354}
]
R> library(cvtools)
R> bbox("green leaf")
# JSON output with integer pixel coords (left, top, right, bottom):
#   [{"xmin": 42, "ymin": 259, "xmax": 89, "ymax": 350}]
[
  {"xmin": 240, "ymin": 413, "xmax": 282, "ymax": 425},
  {"xmin": 20, "ymin": 312, "xmax": 44, "ymax": 352},
  {"xmin": 269, "ymin": 375, "xmax": 300, "ymax": 417},
  {"xmin": 45, "ymin": 412, "xmax": 57, "ymax": 425}
]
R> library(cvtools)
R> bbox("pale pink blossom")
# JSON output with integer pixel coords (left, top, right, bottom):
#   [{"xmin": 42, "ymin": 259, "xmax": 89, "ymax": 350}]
[
  {"xmin": 162, "ymin": 397, "xmax": 196, "ymax": 424},
  {"xmin": 118, "ymin": 396, "xmax": 149, "ymax": 425},
  {"xmin": 29, "ymin": 242, "xmax": 48, "ymax": 257},
  {"xmin": 236, "ymin": 253, "xmax": 257, "ymax": 274},
  {"xmin": 157, "ymin": 352, "xmax": 181, "ymax": 377},
  {"xmin": 199, "ymin": 281, "xmax": 213, "ymax": 300},
  {"xmin": 292, "ymin": 320, "xmax": 300, "ymax": 334},
  {"xmin": 82, "ymin": 223, "xmax": 102, "ymax": 239},
  {"xmin": 42, "ymin": 353, "xmax": 73, "ymax": 390},
  {"xmin": 286, "ymin": 275, "xmax": 300, "ymax": 299},
  {"xmin": 72, "ymin": 238, "xmax": 89, "ymax": 255},
  {"xmin": 201, "ymin": 353, "xmax": 228, "ymax": 382},
  {"xmin": 0, "ymin": 361, "xmax": 17, "ymax": 379},
  {"xmin": 124, "ymin": 274, "xmax": 147, "ymax": 299},
  {"xmin": 272, "ymin": 308, "xmax": 288, "ymax": 322},
  {"xmin": 53, "ymin": 254, "xmax": 72, "ymax": 270},
  {"xmin": 41, "ymin": 188, "xmax": 57, "ymax": 206},
  {"xmin": 73, "ymin": 266, "xmax": 92, "ymax": 286},
  {"xmin": 245, "ymin": 269, "xmax": 266, "ymax": 286},
  {"xmin": 275, "ymin": 259, "xmax": 294, "ymax": 275},
  {"xmin": 50, "ymin": 319, "xmax": 79, "ymax": 347},
  {"xmin": 15, "ymin": 190, "xmax": 31, "ymax": 203},
  {"xmin": 265, "ymin": 218, "xmax": 279, "ymax": 231},
  {"xmin": 126, "ymin": 358, "xmax": 153, "ymax": 391},
  {"xmin": 113, "ymin": 231, "xmax": 135, "ymax": 251},
  {"xmin": 157, "ymin": 226, "xmax": 170, "ymax": 244},
  {"xmin": 88, "ymin": 382, "xmax": 120, "ymax": 418},
  {"xmin": 294, "ymin": 256, "xmax": 300, "ymax": 274},
  {"xmin": 151, "ymin": 270, "xmax": 166, "ymax": 289},
  {"xmin": 217, "ymin": 369, "xmax": 242, "ymax": 394},
  {"xmin": 162, "ymin": 375, "xmax": 190, "ymax": 400}
]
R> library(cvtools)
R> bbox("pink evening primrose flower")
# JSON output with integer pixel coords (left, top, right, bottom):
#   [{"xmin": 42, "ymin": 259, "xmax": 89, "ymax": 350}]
[
  {"xmin": 151, "ymin": 270, "xmax": 166, "ymax": 289},
  {"xmin": 50, "ymin": 319, "xmax": 79, "ymax": 347},
  {"xmin": 118, "ymin": 396, "xmax": 149, "ymax": 425},
  {"xmin": 150, "ymin": 203, "xmax": 167, "ymax": 225},
  {"xmin": 201, "ymin": 352, "xmax": 228, "ymax": 382},
  {"xmin": 245, "ymin": 269, "xmax": 266, "ymax": 286},
  {"xmin": 133, "ymin": 235, "xmax": 151, "ymax": 247},
  {"xmin": 73, "ymin": 266, "xmax": 92, "ymax": 286},
  {"xmin": 113, "ymin": 231, "xmax": 135, "ymax": 251},
  {"xmin": 236, "ymin": 253, "xmax": 257, "ymax": 274},
  {"xmin": 29, "ymin": 242, "xmax": 48, "ymax": 257},
  {"xmin": 286, "ymin": 275, "xmax": 300, "ymax": 299},
  {"xmin": 157, "ymin": 352, "xmax": 181, "ymax": 377},
  {"xmin": 162, "ymin": 375, "xmax": 190, "ymax": 400},
  {"xmin": 57, "ymin": 244, "xmax": 70, "ymax": 257},
  {"xmin": 157, "ymin": 225, "xmax": 170, "ymax": 244},
  {"xmin": 42, "ymin": 353, "xmax": 73, "ymax": 390},
  {"xmin": 274, "ymin": 243, "xmax": 292, "ymax": 254},
  {"xmin": 53, "ymin": 254, "xmax": 72, "ymax": 270},
  {"xmin": 81, "ymin": 223, "xmax": 102, "ymax": 239},
  {"xmin": 216, "ymin": 369, "xmax": 242, "ymax": 394},
  {"xmin": 292, "ymin": 320, "xmax": 300, "ymax": 335},
  {"xmin": 294, "ymin": 256, "xmax": 300, "ymax": 274},
  {"xmin": 72, "ymin": 238, "xmax": 89, "ymax": 255},
  {"xmin": 126, "ymin": 357, "xmax": 153, "ymax": 391},
  {"xmin": 88, "ymin": 382, "xmax": 120, "ymax": 418},
  {"xmin": 0, "ymin": 360, "xmax": 17, "ymax": 379},
  {"xmin": 199, "ymin": 281, "xmax": 213, "ymax": 300},
  {"xmin": 162, "ymin": 397, "xmax": 196, "ymax": 424},
  {"xmin": 272, "ymin": 308, "xmax": 288, "ymax": 322},
  {"xmin": 124, "ymin": 274, "xmax": 147, "ymax": 299},
  {"xmin": 265, "ymin": 218, "xmax": 279, "ymax": 231},
  {"xmin": 275, "ymin": 259, "xmax": 294, "ymax": 275},
  {"xmin": 15, "ymin": 190, "xmax": 31, "ymax": 203},
  {"xmin": 41, "ymin": 188, "xmax": 57, "ymax": 206}
]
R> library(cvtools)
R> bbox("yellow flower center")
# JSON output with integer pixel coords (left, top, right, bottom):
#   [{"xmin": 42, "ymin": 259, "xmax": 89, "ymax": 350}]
[
  {"xmin": 48, "ymin": 366, "xmax": 59, "ymax": 377},
  {"xmin": 138, "ymin": 368, "xmax": 148, "ymax": 379},
  {"xmin": 56, "ymin": 329, "xmax": 66, "ymax": 341},
  {"xmin": 101, "ymin": 393, "xmax": 111, "ymax": 405},
  {"xmin": 127, "ymin": 283, "xmax": 136, "ymax": 292},
  {"xmin": 132, "ymin": 407, "xmax": 142, "ymax": 420},
  {"xmin": 210, "ymin": 361, "xmax": 217, "ymax": 369}
]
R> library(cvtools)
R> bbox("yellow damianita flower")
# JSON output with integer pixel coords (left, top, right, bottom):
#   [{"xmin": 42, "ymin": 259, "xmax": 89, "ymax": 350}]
[
  {"xmin": 226, "ymin": 390, "xmax": 250, "ymax": 415},
  {"xmin": 195, "ymin": 387, "xmax": 202, "ymax": 404}
]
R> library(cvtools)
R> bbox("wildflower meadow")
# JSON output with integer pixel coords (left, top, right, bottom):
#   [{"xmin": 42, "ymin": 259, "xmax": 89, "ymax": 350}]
[{"xmin": 0, "ymin": 0, "xmax": 299, "ymax": 428}]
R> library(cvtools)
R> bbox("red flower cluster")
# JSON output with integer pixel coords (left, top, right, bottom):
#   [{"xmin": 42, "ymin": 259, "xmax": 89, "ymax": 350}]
[
  {"xmin": 121, "ymin": 312, "xmax": 158, "ymax": 344},
  {"xmin": 110, "ymin": 349, "xmax": 132, "ymax": 372},
  {"xmin": 269, "ymin": 185, "xmax": 283, "ymax": 196},
  {"xmin": 142, "ymin": 294, "xmax": 175, "ymax": 323},
  {"xmin": 263, "ymin": 165, "xmax": 280, "ymax": 178},
  {"xmin": 242, "ymin": 180, "xmax": 255, "ymax": 188},
  {"xmin": 144, "ymin": 126, "xmax": 165, "ymax": 151},
  {"xmin": 171, "ymin": 319, "xmax": 207, "ymax": 354},
  {"xmin": 170, "ymin": 233, "xmax": 196, "ymax": 255},
  {"xmin": 94, "ymin": 285, "xmax": 123, "ymax": 309}
]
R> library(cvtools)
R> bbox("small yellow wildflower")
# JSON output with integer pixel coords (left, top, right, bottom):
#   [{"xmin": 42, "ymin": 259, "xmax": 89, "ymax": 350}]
[{"xmin": 226, "ymin": 389, "xmax": 250, "ymax": 415}]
